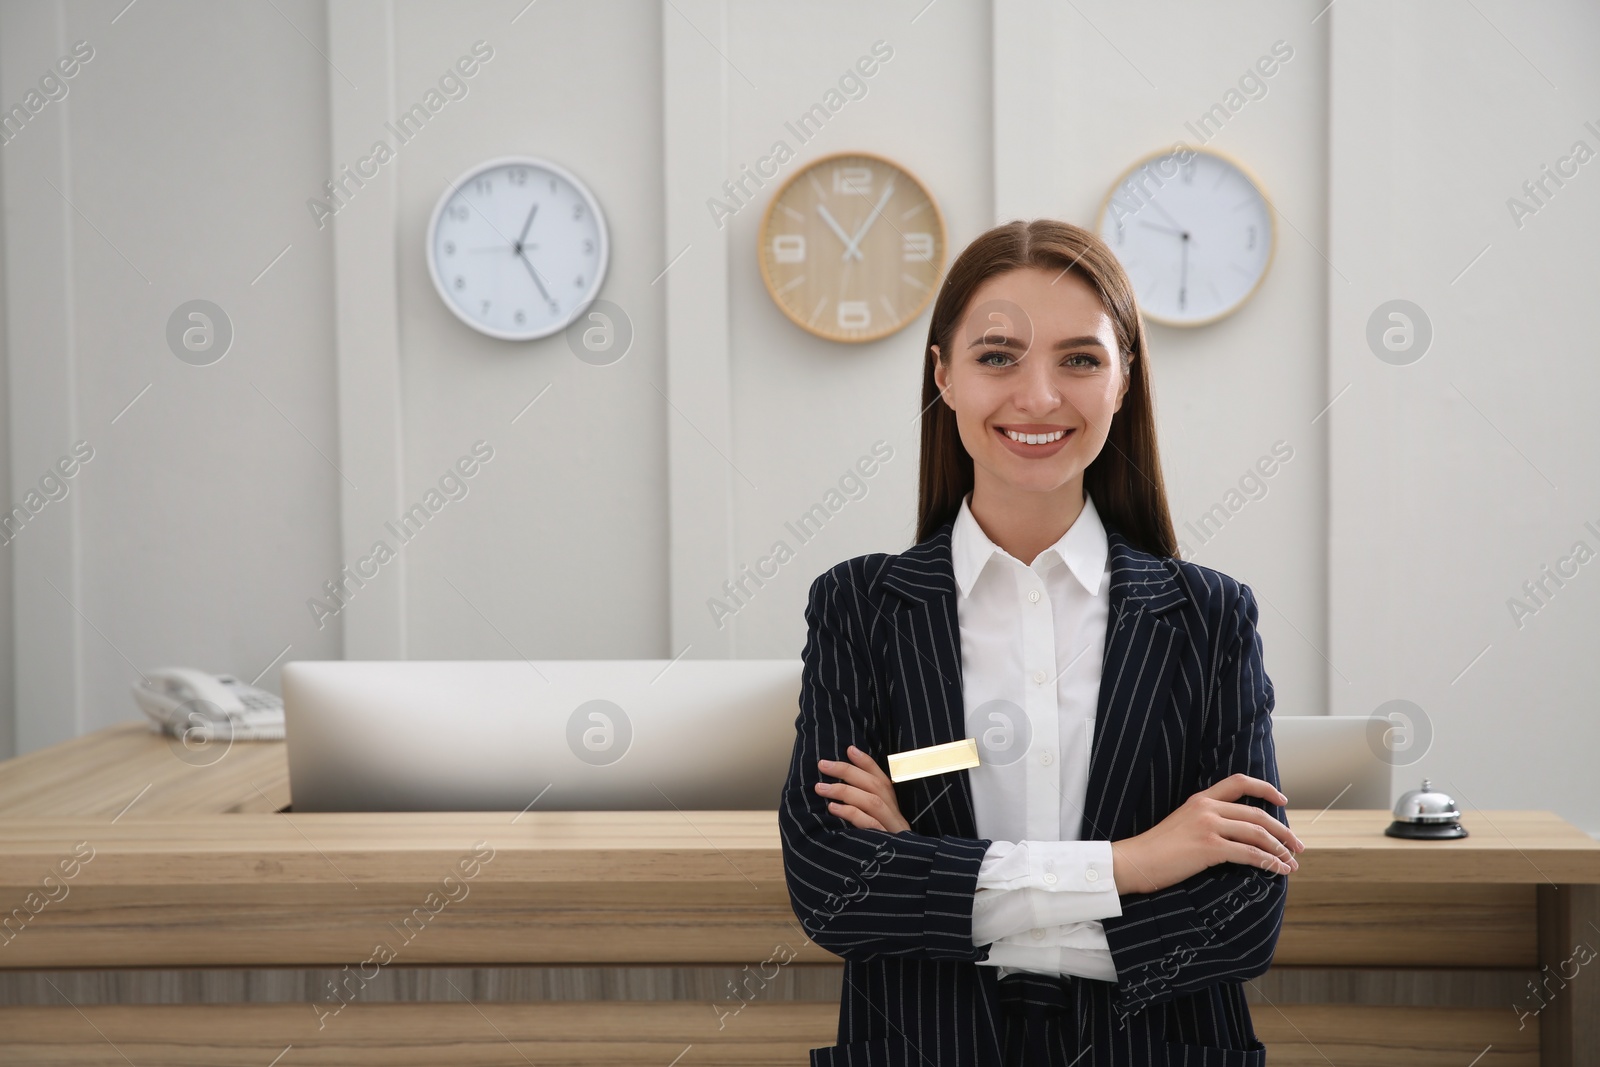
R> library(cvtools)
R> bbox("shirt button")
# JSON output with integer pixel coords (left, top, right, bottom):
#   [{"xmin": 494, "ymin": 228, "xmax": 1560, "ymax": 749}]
[
  {"xmin": 1086, "ymin": 868, "xmax": 1099, "ymax": 882},
  {"xmin": 1032, "ymin": 669, "xmax": 1047, "ymax": 685},
  {"xmin": 1031, "ymin": 928, "xmax": 1045, "ymax": 940},
  {"xmin": 1042, "ymin": 872, "xmax": 1058, "ymax": 885},
  {"xmin": 1028, "ymin": 589, "xmax": 1041, "ymax": 603},
  {"xmin": 1040, "ymin": 750, "xmax": 1053, "ymax": 766}
]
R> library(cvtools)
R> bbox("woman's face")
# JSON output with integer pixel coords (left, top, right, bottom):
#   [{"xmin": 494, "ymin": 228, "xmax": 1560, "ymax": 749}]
[{"xmin": 931, "ymin": 266, "xmax": 1130, "ymax": 500}]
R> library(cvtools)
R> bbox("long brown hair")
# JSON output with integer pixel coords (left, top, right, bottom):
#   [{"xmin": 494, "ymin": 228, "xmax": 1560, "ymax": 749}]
[{"xmin": 915, "ymin": 218, "xmax": 1179, "ymax": 557}]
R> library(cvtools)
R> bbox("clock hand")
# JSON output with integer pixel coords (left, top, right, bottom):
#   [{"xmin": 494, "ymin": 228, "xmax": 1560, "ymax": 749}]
[
  {"xmin": 1152, "ymin": 199, "xmax": 1190, "ymax": 236},
  {"xmin": 518, "ymin": 250, "xmax": 556, "ymax": 307},
  {"xmin": 840, "ymin": 182, "xmax": 896, "ymax": 261},
  {"xmin": 1138, "ymin": 220, "xmax": 1186, "ymax": 239},
  {"xmin": 816, "ymin": 205, "xmax": 863, "ymax": 262},
  {"xmin": 1178, "ymin": 233, "xmax": 1189, "ymax": 312},
  {"xmin": 1146, "ymin": 198, "xmax": 1192, "ymax": 242},
  {"xmin": 516, "ymin": 202, "xmax": 539, "ymax": 250}
]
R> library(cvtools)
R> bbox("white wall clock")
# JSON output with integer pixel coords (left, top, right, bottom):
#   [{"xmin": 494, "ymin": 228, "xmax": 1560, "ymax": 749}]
[
  {"xmin": 426, "ymin": 156, "xmax": 609, "ymax": 341},
  {"xmin": 1095, "ymin": 146, "xmax": 1275, "ymax": 327}
]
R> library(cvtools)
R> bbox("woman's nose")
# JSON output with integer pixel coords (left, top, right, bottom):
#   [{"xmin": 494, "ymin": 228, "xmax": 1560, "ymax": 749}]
[{"xmin": 1013, "ymin": 357, "xmax": 1061, "ymax": 412}]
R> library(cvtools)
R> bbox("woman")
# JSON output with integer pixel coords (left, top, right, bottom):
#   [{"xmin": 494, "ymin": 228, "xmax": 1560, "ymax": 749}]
[{"xmin": 778, "ymin": 219, "xmax": 1304, "ymax": 1067}]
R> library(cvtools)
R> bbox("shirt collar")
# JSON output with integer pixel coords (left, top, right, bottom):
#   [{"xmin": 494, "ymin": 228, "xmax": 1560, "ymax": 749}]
[{"xmin": 950, "ymin": 490, "xmax": 1109, "ymax": 599}]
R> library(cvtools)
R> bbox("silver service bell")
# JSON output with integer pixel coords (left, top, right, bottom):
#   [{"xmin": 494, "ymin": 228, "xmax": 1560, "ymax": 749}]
[{"xmin": 1384, "ymin": 777, "xmax": 1468, "ymax": 840}]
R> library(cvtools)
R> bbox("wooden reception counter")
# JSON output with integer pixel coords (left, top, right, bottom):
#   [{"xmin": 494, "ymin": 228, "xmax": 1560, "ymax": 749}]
[{"xmin": 0, "ymin": 724, "xmax": 1596, "ymax": 1065}]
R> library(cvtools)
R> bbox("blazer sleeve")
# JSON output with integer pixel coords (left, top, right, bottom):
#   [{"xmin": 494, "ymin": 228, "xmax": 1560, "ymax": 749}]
[
  {"xmin": 778, "ymin": 563, "xmax": 993, "ymax": 963},
  {"xmin": 1099, "ymin": 579, "xmax": 1289, "ymax": 1017}
]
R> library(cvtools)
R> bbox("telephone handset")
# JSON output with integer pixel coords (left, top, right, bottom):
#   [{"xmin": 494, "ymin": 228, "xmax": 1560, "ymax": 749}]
[{"xmin": 131, "ymin": 667, "xmax": 285, "ymax": 742}]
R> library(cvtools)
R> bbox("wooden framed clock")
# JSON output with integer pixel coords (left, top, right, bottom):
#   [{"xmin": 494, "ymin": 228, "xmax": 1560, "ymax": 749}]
[
  {"xmin": 757, "ymin": 150, "xmax": 946, "ymax": 343},
  {"xmin": 1095, "ymin": 145, "xmax": 1275, "ymax": 327}
]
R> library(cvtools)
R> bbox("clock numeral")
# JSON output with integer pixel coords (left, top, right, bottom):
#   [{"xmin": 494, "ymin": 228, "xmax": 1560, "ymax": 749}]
[
  {"xmin": 515, "ymin": 310, "xmax": 526, "ymax": 325},
  {"xmin": 481, "ymin": 300, "xmax": 492, "ymax": 315},
  {"xmin": 832, "ymin": 166, "xmax": 872, "ymax": 196},
  {"xmin": 772, "ymin": 234, "xmax": 806, "ymax": 264},
  {"xmin": 574, "ymin": 275, "xmax": 583, "ymax": 288},
  {"xmin": 583, "ymin": 238, "xmax": 594, "ymax": 254},
  {"xmin": 837, "ymin": 301, "xmax": 871, "ymax": 330},
  {"xmin": 903, "ymin": 233, "xmax": 934, "ymax": 263},
  {"xmin": 1246, "ymin": 225, "xmax": 1256, "ymax": 250},
  {"xmin": 572, "ymin": 203, "xmax": 584, "ymax": 220},
  {"xmin": 509, "ymin": 168, "xmax": 528, "ymax": 186},
  {"xmin": 448, "ymin": 204, "xmax": 469, "ymax": 222},
  {"xmin": 443, "ymin": 240, "xmax": 456, "ymax": 255},
  {"xmin": 454, "ymin": 276, "xmax": 465, "ymax": 290},
  {"xmin": 1180, "ymin": 159, "xmax": 1195, "ymax": 184},
  {"xmin": 473, "ymin": 178, "xmax": 492, "ymax": 195}
]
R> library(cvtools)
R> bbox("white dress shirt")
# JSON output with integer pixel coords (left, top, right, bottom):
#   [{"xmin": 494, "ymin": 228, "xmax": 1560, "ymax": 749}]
[{"xmin": 952, "ymin": 489, "xmax": 1121, "ymax": 983}]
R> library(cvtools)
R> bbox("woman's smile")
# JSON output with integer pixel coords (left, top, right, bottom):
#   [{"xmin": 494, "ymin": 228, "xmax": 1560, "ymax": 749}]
[{"xmin": 993, "ymin": 423, "xmax": 1076, "ymax": 458}]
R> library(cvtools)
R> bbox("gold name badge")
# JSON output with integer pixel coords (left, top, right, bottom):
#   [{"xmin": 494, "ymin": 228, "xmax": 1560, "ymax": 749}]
[{"xmin": 887, "ymin": 738, "xmax": 980, "ymax": 783}]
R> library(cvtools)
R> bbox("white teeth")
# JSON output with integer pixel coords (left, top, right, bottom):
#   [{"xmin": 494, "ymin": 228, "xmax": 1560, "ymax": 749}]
[{"xmin": 1003, "ymin": 428, "xmax": 1065, "ymax": 445}]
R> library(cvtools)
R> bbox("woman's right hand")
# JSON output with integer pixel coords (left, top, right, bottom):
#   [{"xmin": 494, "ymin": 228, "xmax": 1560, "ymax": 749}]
[{"xmin": 1110, "ymin": 773, "xmax": 1305, "ymax": 896}]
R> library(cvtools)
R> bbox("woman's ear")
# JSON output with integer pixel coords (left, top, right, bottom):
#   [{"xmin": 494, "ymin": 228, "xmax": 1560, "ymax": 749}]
[
  {"xmin": 931, "ymin": 346, "xmax": 954, "ymax": 408},
  {"xmin": 1113, "ymin": 353, "xmax": 1134, "ymax": 413}
]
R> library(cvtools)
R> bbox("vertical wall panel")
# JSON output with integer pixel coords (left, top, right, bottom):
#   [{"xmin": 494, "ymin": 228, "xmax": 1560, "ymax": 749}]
[{"xmin": 1327, "ymin": 0, "xmax": 1600, "ymax": 830}]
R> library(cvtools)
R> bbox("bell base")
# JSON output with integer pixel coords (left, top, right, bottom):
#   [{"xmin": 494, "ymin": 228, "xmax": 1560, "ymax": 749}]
[{"xmin": 1384, "ymin": 819, "xmax": 1467, "ymax": 840}]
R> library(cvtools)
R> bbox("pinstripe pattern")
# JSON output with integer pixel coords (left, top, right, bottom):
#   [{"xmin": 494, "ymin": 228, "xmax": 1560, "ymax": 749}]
[{"xmin": 779, "ymin": 518, "xmax": 1287, "ymax": 1066}]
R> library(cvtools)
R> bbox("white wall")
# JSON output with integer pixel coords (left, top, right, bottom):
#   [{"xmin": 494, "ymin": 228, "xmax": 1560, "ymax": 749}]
[
  {"xmin": 1, "ymin": 0, "xmax": 1596, "ymax": 834},
  {"xmin": 327, "ymin": 1, "xmax": 672, "ymax": 663},
  {"xmin": 1, "ymin": 0, "xmax": 343, "ymax": 754},
  {"xmin": 986, "ymin": 0, "xmax": 1330, "ymax": 739},
  {"xmin": 1327, "ymin": 2, "xmax": 1600, "ymax": 830}
]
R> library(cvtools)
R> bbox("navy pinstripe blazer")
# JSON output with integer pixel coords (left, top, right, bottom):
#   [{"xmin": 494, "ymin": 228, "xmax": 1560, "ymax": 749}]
[{"xmin": 779, "ymin": 518, "xmax": 1287, "ymax": 1066}]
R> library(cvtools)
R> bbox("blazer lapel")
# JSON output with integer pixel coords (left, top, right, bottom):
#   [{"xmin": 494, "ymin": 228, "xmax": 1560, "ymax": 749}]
[
  {"xmin": 881, "ymin": 522, "xmax": 1188, "ymax": 845},
  {"xmin": 879, "ymin": 523, "xmax": 979, "ymax": 839},
  {"xmin": 1079, "ymin": 530, "xmax": 1187, "ymax": 842}
]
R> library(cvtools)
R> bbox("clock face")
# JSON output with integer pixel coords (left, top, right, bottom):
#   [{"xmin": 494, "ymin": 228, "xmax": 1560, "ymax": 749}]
[
  {"xmin": 758, "ymin": 151, "xmax": 945, "ymax": 343},
  {"xmin": 426, "ymin": 156, "xmax": 608, "ymax": 341},
  {"xmin": 1096, "ymin": 148, "xmax": 1274, "ymax": 327}
]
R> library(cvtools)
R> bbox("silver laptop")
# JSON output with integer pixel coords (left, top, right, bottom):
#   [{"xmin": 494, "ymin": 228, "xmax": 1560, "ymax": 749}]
[
  {"xmin": 1271, "ymin": 714, "xmax": 1393, "ymax": 810},
  {"xmin": 281, "ymin": 659, "xmax": 802, "ymax": 812}
]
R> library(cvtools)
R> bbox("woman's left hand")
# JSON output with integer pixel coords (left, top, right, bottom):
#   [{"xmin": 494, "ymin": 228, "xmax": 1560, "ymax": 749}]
[{"xmin": 815, "ymin": 745, "xmax": 910, "ymax": 833}]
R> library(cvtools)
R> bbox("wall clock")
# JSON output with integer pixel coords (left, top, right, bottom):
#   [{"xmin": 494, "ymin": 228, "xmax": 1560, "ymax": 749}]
[
  {"xmin": 1094, "ymin": 146, "xmax": 1274, "ymax": 327},
  {"xmin": 758, "ymin": 150, "xmax": 946, "ymax": 343},
  {"xmin": 426, "ymin": 156, "xmax": 609, "ymax": 341}
]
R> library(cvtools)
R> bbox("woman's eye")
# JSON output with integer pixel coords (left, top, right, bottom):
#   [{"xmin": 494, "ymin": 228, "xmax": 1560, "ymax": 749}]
[{"xmin": 976, "ymin": 351, "xmax": 1101, "ymax": 368}]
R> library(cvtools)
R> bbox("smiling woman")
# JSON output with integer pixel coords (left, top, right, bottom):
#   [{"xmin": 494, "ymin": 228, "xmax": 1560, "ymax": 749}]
[{"xmin": 779, "ymin": 219, "xmax": 1300, "ymax": 1067}]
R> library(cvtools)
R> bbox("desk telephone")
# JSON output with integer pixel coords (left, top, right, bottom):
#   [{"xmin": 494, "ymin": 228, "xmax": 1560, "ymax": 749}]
[{"xmin": 132, "ymin": 667, "xmax": 285, "ymax": 742}]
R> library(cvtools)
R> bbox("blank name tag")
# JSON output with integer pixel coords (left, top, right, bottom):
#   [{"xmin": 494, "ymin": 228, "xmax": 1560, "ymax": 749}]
[{"xmin": 887, "ymin": 738, "xmax": 980, "ymax": 783}]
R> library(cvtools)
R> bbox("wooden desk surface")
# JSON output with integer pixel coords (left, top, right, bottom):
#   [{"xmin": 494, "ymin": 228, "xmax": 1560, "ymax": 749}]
[
  {"xmin": 0, "ymin": 722, "xmax": 288, "ymax": 817},
  {"xmin": 1, "ymin": 719, "xmax": 1598, "ymax": 1067},
  {"xmin": 0, "ymin": 723, "xmax": 1597, "ymax": 886},
  {"xmin": 1, "ymin": 722, "xmax": 1597, "ymax": 971}
]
